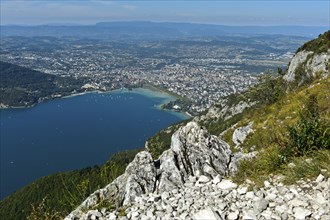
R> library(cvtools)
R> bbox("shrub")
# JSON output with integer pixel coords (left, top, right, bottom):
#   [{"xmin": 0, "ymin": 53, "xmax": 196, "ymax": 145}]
[
  {"xmin": 288, "ymin": 94, "xmax": 330, "ymax": 156},
  {"xmin": 249, "ymin": 74, "xmax": 285, "ymax": 105}
]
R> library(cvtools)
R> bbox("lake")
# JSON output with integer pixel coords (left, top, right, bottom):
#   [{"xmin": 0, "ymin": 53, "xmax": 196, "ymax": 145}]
[{"xmin": 0, "ymin": 88, "xmax": 188, "ymax": 199}]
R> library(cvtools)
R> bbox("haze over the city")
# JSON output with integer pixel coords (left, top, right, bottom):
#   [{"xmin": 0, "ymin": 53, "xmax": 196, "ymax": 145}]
[{"xmin": 1, "ymin": 0, "xmax": 329, "ymax": 26}]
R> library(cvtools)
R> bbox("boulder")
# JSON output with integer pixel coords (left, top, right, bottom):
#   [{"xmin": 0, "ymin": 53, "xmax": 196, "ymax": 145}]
[
  {"xmin": 193, "ymin": 207, "xmax": 222, "ymax": 220},
  {"xmin": 232, "ymin": 122, "xmax": 253, "ymax": 146}
]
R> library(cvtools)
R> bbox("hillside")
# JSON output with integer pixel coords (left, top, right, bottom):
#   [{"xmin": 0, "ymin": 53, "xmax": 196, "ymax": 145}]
[
  {"xmin": 63, "ymin": 74, "xmax": 329, "ymax": 220},
  {"xmin": 0, "ymin": 150, "xmax": 140, "ymax": 220},
  {"xmin": 297, "ymin": 30, "xmax": 330, "ymax": 53},
  {"xmin": 64, "ymin": 31, "xmax": 329, "ymax": 219},
  {"xmin": 1, "ymin": 31, "xmax": 329, "ymax": 219},
  {"xmin": 0, "ymin": 61, "xmax": 88, "ymax": 108}
]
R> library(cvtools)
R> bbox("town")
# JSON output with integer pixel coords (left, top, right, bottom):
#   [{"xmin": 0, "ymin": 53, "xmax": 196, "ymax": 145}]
[{"xmin": 0, "ymin": 35, "xmax": 304, "ymax": 114}]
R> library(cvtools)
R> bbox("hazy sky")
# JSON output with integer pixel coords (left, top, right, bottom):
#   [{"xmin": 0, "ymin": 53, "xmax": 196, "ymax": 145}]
[{"xmin": 1, "ymin": 0, "xmax": 329, "ymax": 26}]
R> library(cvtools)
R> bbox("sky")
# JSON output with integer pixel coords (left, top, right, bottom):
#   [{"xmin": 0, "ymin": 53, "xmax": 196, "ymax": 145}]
[{"xmin": 1, "ymin": 0, "xmax": 329, "ymax": 26}]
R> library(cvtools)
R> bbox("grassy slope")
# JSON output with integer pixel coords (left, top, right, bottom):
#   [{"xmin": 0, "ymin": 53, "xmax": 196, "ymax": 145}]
[{"xmin": 221, "ymin": 76, "xmax": 330, "ymax": 186}]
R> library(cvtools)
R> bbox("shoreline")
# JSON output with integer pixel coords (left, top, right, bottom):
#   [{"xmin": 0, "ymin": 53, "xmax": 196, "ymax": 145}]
[{"xmin": 0, "ymin": 86, "xmax": 192, "ymax": 119}]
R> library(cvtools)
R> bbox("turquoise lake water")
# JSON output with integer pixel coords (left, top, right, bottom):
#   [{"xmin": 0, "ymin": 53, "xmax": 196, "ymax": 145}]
[{"xmin": 0, "ymin": 89, "xmax": 188, "ymax": 199}]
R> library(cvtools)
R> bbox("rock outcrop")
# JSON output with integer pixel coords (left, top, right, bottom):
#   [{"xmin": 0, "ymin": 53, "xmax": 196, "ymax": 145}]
[
  {"xmin": 66, "ymin": 122, "xmax": 241, "ymax": 220},
  {"xmin": 283, "ymin": 50, "xmax": 329, "ymax": 83},
  {"xmin": 232, "ymin": 122, "xmax": 254, "ymax": 146},
  {"xmin": 198, "ymin": 100, "xmax": 256, "ymax": 123}
]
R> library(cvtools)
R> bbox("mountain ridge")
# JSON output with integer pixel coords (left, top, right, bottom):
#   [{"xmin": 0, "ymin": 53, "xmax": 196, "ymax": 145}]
[{"xmin": 1, "ymin": 22, "xmax": 327, "ymax": 39}]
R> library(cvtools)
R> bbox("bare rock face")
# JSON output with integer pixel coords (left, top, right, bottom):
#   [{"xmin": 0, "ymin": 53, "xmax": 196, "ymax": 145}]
[
  {"xmin": 232, "ymin": 122, "xmax": 253, "ymax": 146},
  {"xmin": 65, "ymin": 122, "xmax": 330, "ymax": 220},
  {"xmin": 283, "ymin": 51, "xmax": 313, "ymax": 82},
  {"xmin": 168, "ymin": 122, "xmax": 231, "ymax": 178},
  {"xmin": 157, "ymin": 122, "xmax": 232, "ymax": 193},
  {"xmin": 198, "ymin": 100, "xmax": 256, "ymax": 124},
  {"xmin": 283, "ymin": 50, "xmax": 329, "ymax": 83},
  {"xmin": 65, "ymin": 122, "xmax": 235, "ymax": 219},
  {"xmin": 122, "ymin": 151, "xmax": 156, "ymax": 206}
]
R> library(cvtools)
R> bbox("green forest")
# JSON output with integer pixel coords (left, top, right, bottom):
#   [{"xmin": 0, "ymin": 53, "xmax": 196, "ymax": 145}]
[{"xmin": 0, "ymin": 61, "xmax": 87, "ymax": 107}]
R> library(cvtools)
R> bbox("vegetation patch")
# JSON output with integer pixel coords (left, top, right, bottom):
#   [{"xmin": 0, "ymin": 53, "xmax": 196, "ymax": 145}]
[
  {"xmin": 297, "ymin": 30, "xmax": 330, "ymax": 54},
  {"xmin": 231, "ymin": 76, "xmax": 330, "ymax": 186},
  {"xmin": 0, "ymin": 149, "xmax": 141, "ymax": 220},
  {"xmin": 0, "ymin": 61, "xmax": 88, "ymax": 107}
]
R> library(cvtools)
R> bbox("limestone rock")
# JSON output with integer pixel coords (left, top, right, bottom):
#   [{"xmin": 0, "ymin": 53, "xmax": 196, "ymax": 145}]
[
  {"xmin": 316, "ymin": 174, "xmax": 325, "ymax": 183},
  {"xmin": 294, "ymin": 207, "xmax": 312, "ymax": 219},
  {"xmin": 284, "ymin": 51, "xmax": 314, "ymax": 82},
  {"xmin": 217, "ymin": 179, "xmax": 237, "ymax": 190},
  {"xmin": 123, "ymin": 151, "xmax": 157, "ymax": 206},
  {"xmin": 283, "ymin": 50, "xmax": 329, "ymax": 83},
  {"xmin": 193, "ymin": 207, "xmax": 222, "ymax": 220},
  {"xmin": 170, "ymin": 122, "xmax": 232, "ymax": 178},
  {"xmin": 65, "ymin": 120, "xmax": 330, "ymax": 220},
  {"xmin": 253, "ymin": 198, "xmax": 269, "ymax": 215},
  {"xmin": 227, "ymin": 210, "xmax": 239, "ymax": 220},
  {"xmin": 232, "ymin": 122, "xmax": 253, "ymax": 146}
]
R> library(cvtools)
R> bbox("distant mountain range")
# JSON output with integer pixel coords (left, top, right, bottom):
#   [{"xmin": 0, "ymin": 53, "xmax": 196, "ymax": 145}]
[{"xmin": 1, "ymin": 21, "xmax": 328, "ymax": 39}]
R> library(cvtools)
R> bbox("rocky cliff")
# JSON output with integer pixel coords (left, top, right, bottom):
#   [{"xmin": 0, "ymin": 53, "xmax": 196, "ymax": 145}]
[
  {"xmin": 66, "ymin": 122, "xmax": 252, "ymax": 219},
  {"xmin": 283, "ymin": 31, "xmax": 329, "ymax": 84},
  {"xmin": 283, "ymin": 51, "xmax": 329, "ymax": 83},
  {"xmin": 66, "ymin": 122, "xmax": 329, "ymax": 220},
  {"xmin": 65, "ymin": 122, "xmax": 330, "ymax": 220}
]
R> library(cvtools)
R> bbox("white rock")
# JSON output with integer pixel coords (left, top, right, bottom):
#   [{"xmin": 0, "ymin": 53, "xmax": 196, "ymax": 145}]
[
  {"xmin": 289, "ymin": 187, "xmax": 299, "ymax": 196},
  {"xmin": 242, "ymin": 209, "xmax": 256, "ymax": 220},
  {"xmin": 198, "ymin": 175, "xmax": 210, "ymax": 184},
  {"xmin": 284, "ymin": 193, "xmax": 294, "ymax": 201},
  {"xmin": 283, "ymin": 51, "xmax": 313, "ymax": 82},
  {"xmin": 275, "ymin": 204, "xmax": 288, "ymax": 215},
  {"xmin": 161, "ymin": 191, "xmax": 170, "ymax": 201},
  {"xmin": 212, "ymin": 175, "xmax": 222, "ymax": 184},
  {"xmin": 289, "ymin": 198, "xmax": 308, "ymax": 207},
  {"xmin": 227, "ymin": 210, "xmax": 239, "ymax": 220},
  {"xmin": 140, "ymin": 214, "xmax": 149, "ymax": 220},
  {"xmin": 294, "ymin": 207, "xmax": 312, "ymax": 219},
  {"xmin": 180, "ymin": 212, "xmax": 188, "ymax": 219},
  {"xmin": 238, "ymin": 186, "xmax": 248, "ymax": 195},
  {"xmin": 315, "ymin": 191, "xmax": 327, "ymax": 205},
  {"xmin": 193, "ymin": 207, "xmax": 222, "ymax": 220},
  {"xmin": 108, "ymin": 213, "xmax": 116, "ymax": 220},
  {"xmin": 232, "ymin": 122, "xmax": 253, "ymax": 145},
  {"xmin": 284, "ymin": 51, "xmax": 329, "ymax": 83},
  {"xmin": 246, "ymin": 191, "xmax": 255, "ymax": 200},
  {"xmin": 253, "ymin": 198, "xmax": 269, "ymax": 214},
  {"xmin": 265, "ymin": 193, "xmax": 277, "ymax": 201},
  {"xmin": 270, "ymin": 213, "xmax": 281, "ymax": 220},
  {"xmin": 146, "ymin": 210, "xmax": 154, "ymax": 218},
  {"xmin": 131, "ymin": 211, "xmax": 139, "ymax": 218},
  {"xmin": 269, "ymin": 202, "xmax": 276, "ymax": 208},
  {"xmin": 316, "ymin": 174, "xmax": 325, "ymax": 183},
  {"xmin": 217, "ymin": 179, "xmax": 237, "ymax": 190},
  {"xmin": 260, "ymin": 210, "xmax": 272, "ymax": 220},
  {"xmin": 264, "ymin": 181, "xmax": 271, "ymax": 188}
]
